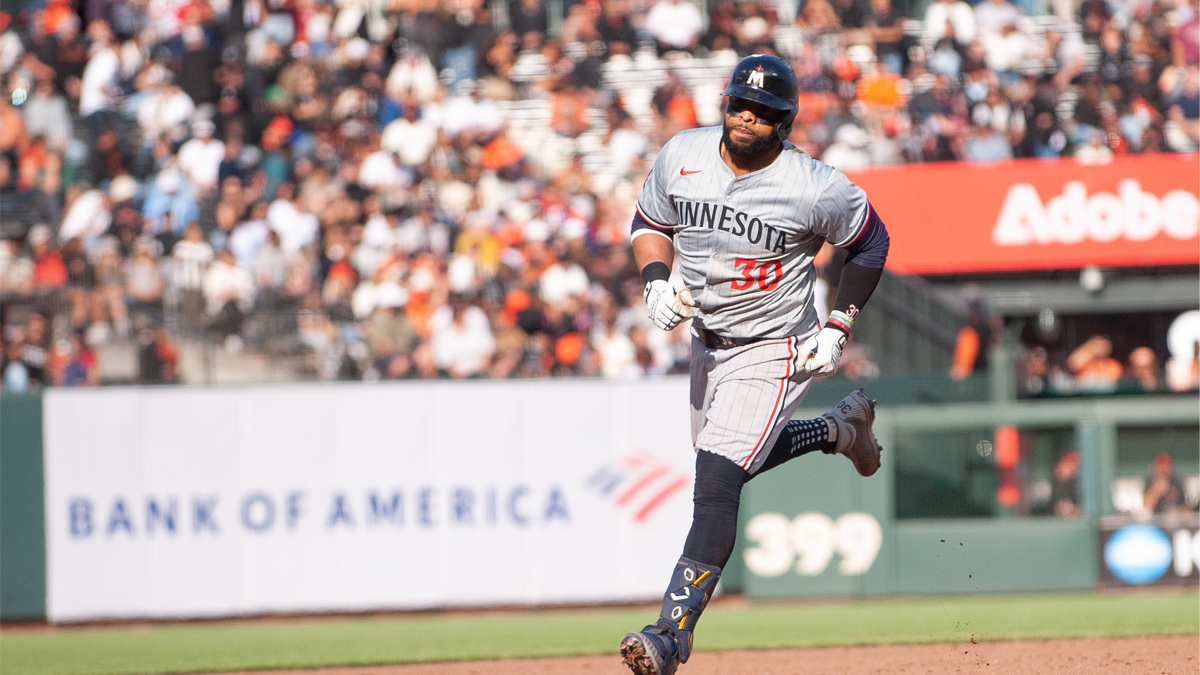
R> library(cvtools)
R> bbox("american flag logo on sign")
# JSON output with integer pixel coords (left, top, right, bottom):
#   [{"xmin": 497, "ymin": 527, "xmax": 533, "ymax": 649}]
[{"xmin": 586, "ymin": 451, "xmax": 691, "ymax": 524}]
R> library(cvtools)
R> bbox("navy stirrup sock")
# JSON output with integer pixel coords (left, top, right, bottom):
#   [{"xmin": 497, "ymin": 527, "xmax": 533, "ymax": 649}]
[{"xmin": 752, "ymin": 418, "xmax": 836, "ymax": 476}]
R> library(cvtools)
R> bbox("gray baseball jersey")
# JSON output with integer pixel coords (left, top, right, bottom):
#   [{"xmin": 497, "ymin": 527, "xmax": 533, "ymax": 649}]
[{"xmin": 633, "ymin": 126, "xmax": 871, "ymax": 339}]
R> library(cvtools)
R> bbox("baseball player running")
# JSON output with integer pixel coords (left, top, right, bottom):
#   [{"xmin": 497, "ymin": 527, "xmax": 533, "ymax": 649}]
[{"xmin": 620, "ymin": 54, "xmax": 891, "ymax": 675}]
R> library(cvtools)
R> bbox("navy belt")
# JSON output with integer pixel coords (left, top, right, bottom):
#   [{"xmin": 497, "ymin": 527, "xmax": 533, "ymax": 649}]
[{"xmin": 697, "ymin": 328, "xmax": 768, "ymax": 350}]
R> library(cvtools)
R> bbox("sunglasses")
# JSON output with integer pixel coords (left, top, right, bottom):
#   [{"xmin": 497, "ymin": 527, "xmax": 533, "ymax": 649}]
[{"xmin": 726, "ymin": 99, "xmax": 782, "ymax": 126}]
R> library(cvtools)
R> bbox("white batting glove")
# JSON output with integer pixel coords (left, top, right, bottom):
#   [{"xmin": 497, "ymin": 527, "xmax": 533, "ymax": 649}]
[
  {"xmin": 799, "ymin": 327, "xmax": 848, "ymax": 377},
  {"xmin": 644, "ymin": 280, "xmax": 696, "ymax": 331}
]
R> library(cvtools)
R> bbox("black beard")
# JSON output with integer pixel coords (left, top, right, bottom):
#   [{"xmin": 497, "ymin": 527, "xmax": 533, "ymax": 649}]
[{"xmin": 722, "ymin": 123, "xmax": 778, "ymax": 158}]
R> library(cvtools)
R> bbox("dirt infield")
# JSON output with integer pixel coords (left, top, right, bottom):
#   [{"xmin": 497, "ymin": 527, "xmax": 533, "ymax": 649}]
[{"xmin": 209, "ymin": 635, "xmax": 1197, "ymax": 675}]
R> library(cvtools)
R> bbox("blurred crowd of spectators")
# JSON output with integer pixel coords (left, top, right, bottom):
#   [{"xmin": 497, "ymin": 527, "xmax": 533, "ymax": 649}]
[
  {"xmin": 0, "ymin": 0, "xmax": 1197, "ymax": 387},
  {"xmin": 1018, "ymin": 329, "xmax": 1200, "ymax": 396},
  {"xmin": 1025, "ymin": 304, "xmax": 1199, "ymax": 397}
]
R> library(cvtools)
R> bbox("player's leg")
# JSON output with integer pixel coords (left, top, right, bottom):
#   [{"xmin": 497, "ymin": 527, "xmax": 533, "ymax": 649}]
[
  {"xmin": 623, "ymin": 339, "xmax": 799, "ymax": 675},
  {"xmin": 680, "ymin": 450, "xmax": 746, "ymax": 567},
  {"xmin": 679, "ymin": 338, "xmax": 812, "ymax": 566},
  {"xmin": 620, "ymin": 450, "xmax": 741, "ymax": 675}
]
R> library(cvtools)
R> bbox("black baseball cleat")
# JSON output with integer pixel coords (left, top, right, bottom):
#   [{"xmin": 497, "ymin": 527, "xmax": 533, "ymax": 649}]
[
  {"xmin": 620, "ymin": 624, "xmax": 681, "ymax": 675},
  {"xmin": 821, "ymin": 389, "xmax": 883, "ymax": 477}
]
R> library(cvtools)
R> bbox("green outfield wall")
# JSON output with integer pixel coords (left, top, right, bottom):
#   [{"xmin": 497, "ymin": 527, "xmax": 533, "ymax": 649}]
[
  {"xmin": 0, "ymin": 393, "xmax": 47, "ymax": 620},
  {"xmin": 728, "ymin": 393, "xmax": 1199, "ymax": 598},
  {"xmin": 892, "ymin": 519, "xmax": 1097, "ymax": 593}
]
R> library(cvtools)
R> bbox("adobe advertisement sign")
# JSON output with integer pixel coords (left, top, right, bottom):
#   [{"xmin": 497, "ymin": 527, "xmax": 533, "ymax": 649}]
[
  {"xmin": 1098, "ymin": 514, "xmax": 1200, "ymax": 588},
  {"xmin": 43, "ymin": 380, "xmax": 695, "ymax": 622},
  {"xmin": 849, "ymin": 154, "xmax": 1199, "ymax": 275}
]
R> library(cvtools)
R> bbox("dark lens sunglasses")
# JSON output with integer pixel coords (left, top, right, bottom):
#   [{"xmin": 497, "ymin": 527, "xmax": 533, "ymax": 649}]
[{"xmin": 726, "ymin": 99, "xmax": 782, "ymax": 126}]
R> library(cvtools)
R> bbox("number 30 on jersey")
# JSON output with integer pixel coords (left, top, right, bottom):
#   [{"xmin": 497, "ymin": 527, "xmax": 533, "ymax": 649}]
[{"xmin": 732, "ymin": 258, "xmax": 784, "ymax": 292}]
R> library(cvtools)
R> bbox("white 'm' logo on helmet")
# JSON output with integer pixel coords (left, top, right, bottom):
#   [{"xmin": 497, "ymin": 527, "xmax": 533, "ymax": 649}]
[{"xmin": 747, "ymin": 68, "xmax": 765, "ymax": 88}]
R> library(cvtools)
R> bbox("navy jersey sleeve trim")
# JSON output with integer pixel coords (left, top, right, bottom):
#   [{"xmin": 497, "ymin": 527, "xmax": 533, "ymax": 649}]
[
  {"xmin": 842, "ymin": 203, "xmax": 889, "ymax": 270},
  {"xmin": 835, "ymin": 200, "xmax": 871, "ymax": 248},
  {"xmin": 632, "ymin": 206, "xmax": 675, "ymax": 238}
]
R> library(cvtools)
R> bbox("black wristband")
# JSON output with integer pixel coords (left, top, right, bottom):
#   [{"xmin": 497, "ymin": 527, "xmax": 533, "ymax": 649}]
[{"xmin": 640, "ymin": 261, "xmax": 671, "ymax": 285}]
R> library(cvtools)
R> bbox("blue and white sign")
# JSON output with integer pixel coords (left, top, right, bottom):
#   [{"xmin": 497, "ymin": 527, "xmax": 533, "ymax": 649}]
[
  {"xmin": 1099, "ymin": 516, "xmax": 1200, "ymax": 588},
  {"xmin": 1103, "ymin": 524, "xmax": 1173, "ymax": 585},
  {"xmin": 43, "ymin": 379, "xmax": 696, "ymax": 622}
]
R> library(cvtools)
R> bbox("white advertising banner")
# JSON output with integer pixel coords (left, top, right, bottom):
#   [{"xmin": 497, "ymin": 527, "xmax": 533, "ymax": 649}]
[{"xmin": 43, "ymin": 378, "xmax": 696, "ymax": 622}]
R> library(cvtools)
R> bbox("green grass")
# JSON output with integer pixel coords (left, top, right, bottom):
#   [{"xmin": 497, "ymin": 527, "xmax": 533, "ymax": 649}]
[{"xmin": 1, "ymin": 590, "xmax": 1196, "ymax": 675}]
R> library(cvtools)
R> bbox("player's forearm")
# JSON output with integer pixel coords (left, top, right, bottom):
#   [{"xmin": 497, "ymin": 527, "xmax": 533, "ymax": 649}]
[
  {"xmin": 830, "ymin": 262, "xmax": 884, "ymax": 322},
  {"xmin": 632, "ymin": 232, "xmax": 675, "ymax": 283}
]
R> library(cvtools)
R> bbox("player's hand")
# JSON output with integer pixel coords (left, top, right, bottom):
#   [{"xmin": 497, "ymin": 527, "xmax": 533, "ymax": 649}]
[
  {"xmin": 644, "ymin": 280, "xmax": 696, "ymax": 331},
  {"xmin": 799, "ymin": 326, "xmax": 847, "ymax": 377}
]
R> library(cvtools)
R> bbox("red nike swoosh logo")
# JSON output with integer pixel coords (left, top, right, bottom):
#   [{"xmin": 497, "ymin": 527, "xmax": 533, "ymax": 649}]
[{"xmin": 680, "ymin": 168, "xmax": 702, "ymax": 176}]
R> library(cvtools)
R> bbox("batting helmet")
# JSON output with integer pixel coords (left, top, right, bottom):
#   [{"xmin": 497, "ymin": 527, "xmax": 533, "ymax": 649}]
[{"xmin": 720, "ymin": 54, "xmax": 800, "ymax": 142}]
